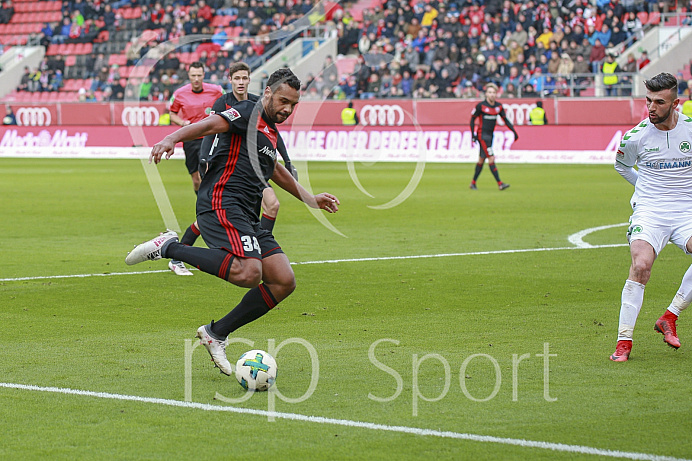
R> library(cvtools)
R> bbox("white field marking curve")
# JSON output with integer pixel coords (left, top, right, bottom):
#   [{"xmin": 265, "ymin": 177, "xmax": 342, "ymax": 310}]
[
  {"xmin": 568, "ymin": 223, "xmax": 628, "ymax": 248},
  {"xmin": 0, "ymin": 224, "xmax": 629, "ymax": 283},
  {"xmin": 0, "ymin": 382, "xmax": 688, "ymax": 461}
]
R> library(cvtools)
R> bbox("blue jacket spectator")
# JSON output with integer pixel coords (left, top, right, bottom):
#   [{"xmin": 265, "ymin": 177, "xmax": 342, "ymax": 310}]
[{"xmin": 211, "ymin": 27, "xmax": 227, "ymax": 46}]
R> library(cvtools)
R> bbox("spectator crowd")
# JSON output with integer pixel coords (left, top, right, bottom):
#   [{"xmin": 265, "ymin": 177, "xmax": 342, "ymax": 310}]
[
  {"xmin": 14, "ymin": 0, "xmax": 322, "ymax": 100},
  {"xmin": 5, "ymin": 0, "xmax": 692, "ymax": 101},
  {"xmin": 312, "ymin": 0, "xmax": 688, "ymax": 99}
]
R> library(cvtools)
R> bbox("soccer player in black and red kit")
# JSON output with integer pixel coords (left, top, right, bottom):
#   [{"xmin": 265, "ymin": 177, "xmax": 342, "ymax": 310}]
[
  {"xmin": 174, "ymin": 62, "xmax": 295, "ymax": 273},
  {"xmin": 126, "ymin": 68, "xmax": 340, "ymax": 375},
  {"xmin": 469, "ymin": 83, "xmax": 518, "ymax": 191}
]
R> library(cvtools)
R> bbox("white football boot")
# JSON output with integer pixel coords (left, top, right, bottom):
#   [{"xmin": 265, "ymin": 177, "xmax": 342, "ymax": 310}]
[
  {"xmin": 169, "ymin": 260, "xmax": 193, "ymax": 276},
  {"xmin": 196, "ymin": 324, "xmax": 233, "ymax": 376},
  {"xmin": 125, "ymin": 230, "xmax": 178, "ymax": 265}
]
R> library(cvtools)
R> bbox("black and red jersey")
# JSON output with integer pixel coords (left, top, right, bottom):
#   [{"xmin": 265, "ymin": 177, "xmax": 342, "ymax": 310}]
[
  {"xmin": 470, "ymin": 100, "xmax": 515, "ymax": 140},
  {"xmin": 196, "ymin": 100, "xmax": 280, "ymax": 222},
  {"xmin": 200, "ymin": 92, "xmax": 289, "ymax": 166}
]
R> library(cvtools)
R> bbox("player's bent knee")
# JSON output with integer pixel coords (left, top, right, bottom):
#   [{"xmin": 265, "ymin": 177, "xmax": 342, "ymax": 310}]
[
  {"xmin": 229, "ymin": 261, "xmax": 262, "ymax": 288},
  {"xmin": 631, "ymin": 261, "xmax": 652, "ymax": 278}
]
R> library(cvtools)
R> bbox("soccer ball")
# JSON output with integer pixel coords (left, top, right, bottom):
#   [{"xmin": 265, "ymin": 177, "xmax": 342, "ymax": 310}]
[{"xmin": 235, "ymin": 350, "xmax": 277, "ymax": 391}]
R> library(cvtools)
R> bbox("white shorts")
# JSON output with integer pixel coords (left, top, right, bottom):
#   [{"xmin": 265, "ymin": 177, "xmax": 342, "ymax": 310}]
[{"xmin": 627, "ymin": 210, "xmax": 692, "ymax": 255}]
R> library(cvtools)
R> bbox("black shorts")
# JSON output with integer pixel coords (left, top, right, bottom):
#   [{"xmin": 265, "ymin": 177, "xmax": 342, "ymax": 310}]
[
  {"xmin": 183, "ymin": 138, "xmax": 203, "ymax": 174},
  {"xmin": 196, "ymin": 208, "xmax": 283, "ymax": 260},
  {"xmin": 478, "ymin": 136, "xmax": 494, "ymax": 159}
]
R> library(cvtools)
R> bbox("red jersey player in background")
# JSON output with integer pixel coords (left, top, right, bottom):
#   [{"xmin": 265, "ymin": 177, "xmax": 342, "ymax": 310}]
[
  {"xmin": 169, "ymin": 61, "xmax": 224, "ymax": 195},
  {"xmin": 469, "ymin": 83, "xmax": 518, "ymax": 191}
]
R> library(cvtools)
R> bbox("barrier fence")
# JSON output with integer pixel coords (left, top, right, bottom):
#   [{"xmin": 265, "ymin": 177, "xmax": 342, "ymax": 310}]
[
  {"xmin": 0, "ymin": 98, "xmax": 652, "ymax": 127},
  {"xmin": 0, "ymin": 124, "xmax": 627, "ymax": 164}
]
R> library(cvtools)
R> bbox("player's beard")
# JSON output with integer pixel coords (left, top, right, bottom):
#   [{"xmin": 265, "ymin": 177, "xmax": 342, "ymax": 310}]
[
  {"xmin": 266, "ymin": 98, "xmax": 288, "ymax": 124},
  {"xmin": 649, "ymin": 105, "xmax": 673, "ymax": 125}
]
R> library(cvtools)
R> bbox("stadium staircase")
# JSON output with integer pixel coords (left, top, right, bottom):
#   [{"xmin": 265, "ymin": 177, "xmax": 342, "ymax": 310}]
[{"xmin": 614, "ymin": 12, "xmax": 692, "ymax": 96}]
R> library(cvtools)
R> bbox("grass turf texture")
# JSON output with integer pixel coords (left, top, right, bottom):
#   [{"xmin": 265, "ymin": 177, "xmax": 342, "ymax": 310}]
[{"xmin": 1, "ymin": 159, "xmax": 690, "ymax": 460}]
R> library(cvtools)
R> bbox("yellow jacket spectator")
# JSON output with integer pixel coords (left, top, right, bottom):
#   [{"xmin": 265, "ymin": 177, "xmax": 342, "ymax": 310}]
[
  {"xmin": 682, "ymin": 98, "xmax": 692, "ymax": 117},
  {"xmin": 602, "ymin": 54, "xmax": 620, "ymax": 96},
  {"xmin": 158, "ymin": 112, "xmax": 171, "ymax": 126},
  {"xmin": 421, "ymin": 4, "xmax": 438, "ymax": 27},
  {"xmin": 341, "ymin": 101, "xmax": 358, "ymax": 125},
  {"xmin": 529, "ymin": 101, "xmax": 548, "ymax": 125},
  {"xmin": 536, "ymin": 27, "xmax": 553, "ymax": 50}
]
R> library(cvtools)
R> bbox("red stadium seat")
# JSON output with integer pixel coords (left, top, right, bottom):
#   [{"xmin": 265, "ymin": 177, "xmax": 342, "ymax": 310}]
[
  {"xmin": 27, "ymin": 23, "xmax": 42, "ymax": 33},
  {"xmin": 648, "ymin": 11, "xmax": 660, "ymax": 25},
  {"xmin": 196, "ymin": 42, "xmax": 221, "ymax": 53},
  {"xmin": 62, "ymin": 79, "xmax": 77, "ymax": 91},
  {"xmin": 94, "ymin": 30, "xmax": 109, "ymax": 43},
  {"xmin": 65, "ymin": 55, "xmax": 77, "ymax": 67}
]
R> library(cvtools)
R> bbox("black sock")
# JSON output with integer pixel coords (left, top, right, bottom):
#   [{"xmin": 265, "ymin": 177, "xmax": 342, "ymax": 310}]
[
  {"xmin": 260, "ymin": 213, "xmax": 276, "ymax": 233},
  {"xmin": 164, "ymin": 243, "xmax": 235, "ymax": 281},
  {"xmin": 210, "ymin": 284, "xmax": 278, "ymax": 337},
  {"xmin": 180, "ymin": 222, "xmax": 200, "ymax": 246},
  {"xmin": 473, "ymin": 163, "xmax": 484, "ymax": 181},
  {"xmin": 489, "ymin": 164, "xmax": 502, "ymax": 183}
]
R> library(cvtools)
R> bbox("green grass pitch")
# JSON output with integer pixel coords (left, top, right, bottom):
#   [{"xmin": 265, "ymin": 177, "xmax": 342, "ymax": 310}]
[{"xmin": 1, "ymin": 158, "xmax": 690, "ymax": 460}]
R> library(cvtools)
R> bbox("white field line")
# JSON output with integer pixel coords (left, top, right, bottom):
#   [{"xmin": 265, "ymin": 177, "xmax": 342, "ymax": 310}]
[
  {"xmin": 0, "ymin": 382, "xmax": 687, "ymax": 461},
  {"xmin": 0, "ymin": 244, "xmax": 629, "ymax": 283},
  {"xmin": 0, "ymin": 223, "xmax": 629, "ymax": 283}
]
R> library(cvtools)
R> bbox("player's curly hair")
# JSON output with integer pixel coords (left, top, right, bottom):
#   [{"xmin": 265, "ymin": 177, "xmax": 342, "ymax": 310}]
[
  {"xmin": 644, "ymin": 73, "xmax": 678, "ymax": 95},
  {"xmin": 267, "ymin": 67, "xmax": 301, "ymax": 92}
]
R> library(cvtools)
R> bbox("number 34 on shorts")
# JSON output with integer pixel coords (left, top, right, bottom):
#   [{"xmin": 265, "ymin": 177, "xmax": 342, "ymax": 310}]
[{"xmin": 241, "ymin": 235, "xmax": 260, "ymax": 252}]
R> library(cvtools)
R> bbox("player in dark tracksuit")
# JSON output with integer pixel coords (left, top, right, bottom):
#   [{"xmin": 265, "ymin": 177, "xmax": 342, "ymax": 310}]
[
  {"xmin": 469, "ymin": 83, "xmax": 518, "ymax": 191},
  {"xmin": 128, "ymin": 68, "xmax": 340, "ymax": 376}
]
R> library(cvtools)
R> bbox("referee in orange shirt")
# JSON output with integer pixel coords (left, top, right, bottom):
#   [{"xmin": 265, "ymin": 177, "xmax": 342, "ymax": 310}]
[{"xmin": 169, "ymin": 62, "xmax": 225, "ymax": 194}]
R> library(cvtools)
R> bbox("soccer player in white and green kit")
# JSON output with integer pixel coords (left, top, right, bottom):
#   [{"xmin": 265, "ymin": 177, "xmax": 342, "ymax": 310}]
[{"xmin": 610, "ymin": 72, "xmax": 692, "ymax": 362}]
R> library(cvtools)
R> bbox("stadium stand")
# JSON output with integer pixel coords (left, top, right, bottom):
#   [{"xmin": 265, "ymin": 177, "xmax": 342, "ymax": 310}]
[
  {"xmin": 320, "ymin": 0, "xmax": 692, "ymax": 100},
  {"xmin": 1, "ymin": 0, "xmax": 328, "ymax": 102},
  {"xmin": 0, "ymin": 0, "xmax": 690, "ymax": 102}
]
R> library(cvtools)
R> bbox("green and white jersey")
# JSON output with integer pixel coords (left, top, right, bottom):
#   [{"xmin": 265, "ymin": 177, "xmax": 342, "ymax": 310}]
[{"xmin": 616, "ymin": 115, "xmax": 692, "ymax": 212}]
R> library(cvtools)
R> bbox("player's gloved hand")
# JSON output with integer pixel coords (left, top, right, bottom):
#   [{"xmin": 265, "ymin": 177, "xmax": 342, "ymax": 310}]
[
  {"xmin": 513, "ymin": 132, "xmax": 519, "ymax": 141},
  {"xmin": 472, "ymin": 135, "xmax": 479, "ymax": 143},
  {"xmin": 285, "ymin": 162, "xmax": 299, "ymax": 181}
]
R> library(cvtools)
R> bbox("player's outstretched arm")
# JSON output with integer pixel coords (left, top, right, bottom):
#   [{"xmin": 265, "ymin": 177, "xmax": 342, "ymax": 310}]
[
  {"xmin": 150, "ymin": 115, "xmax": 229, "ymax": 164},
  {"xmin": 271, "ymin": 163, "xmax": 339, "ymax": 213}
]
